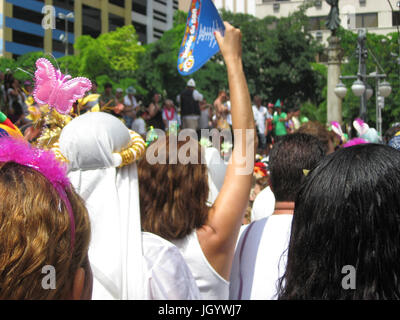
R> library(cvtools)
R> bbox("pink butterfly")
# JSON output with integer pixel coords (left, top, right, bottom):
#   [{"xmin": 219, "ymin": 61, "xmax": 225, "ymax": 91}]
[{"xmin": 33, "ymin": 58, "xmax": 92, "ymax": 114}]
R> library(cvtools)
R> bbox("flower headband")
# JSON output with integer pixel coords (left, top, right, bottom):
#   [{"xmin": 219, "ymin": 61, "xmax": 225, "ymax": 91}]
[{"xmin": 0, "ymin": 137, "xmax": 75, "ymax": 249}]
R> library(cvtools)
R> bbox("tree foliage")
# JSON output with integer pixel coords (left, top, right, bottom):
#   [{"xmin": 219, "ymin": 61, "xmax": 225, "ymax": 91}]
[
  {"xmin": 337, "ymin": 27, "xmax": 400, "ymax": 130},
  {"xmin": 136, "ymin": 7, "xmax": 324, "ymax": 107}
]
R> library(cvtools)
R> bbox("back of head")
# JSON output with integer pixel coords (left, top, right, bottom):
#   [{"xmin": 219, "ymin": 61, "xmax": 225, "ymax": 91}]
[
  {"xmin": 0, "ymin": 162, "xmax": 90, "ymax": 299},
  {"xmin": 279, "ymin": 144, "xmax": 400, "ymax": 299},
  {"xmin": 296, "ymin": 121, "xmax": 336, "ymax": 154},
  {"xmin": 383, "ymin": 125, "xmax": 400, "ymax": 144},
  {"xmin": 138, "ymin": 136, "xmax": 209, "ymax": 240},
  {"xmin": 268, "ymin": 133, "xmax": 325, "ymax": 202}
]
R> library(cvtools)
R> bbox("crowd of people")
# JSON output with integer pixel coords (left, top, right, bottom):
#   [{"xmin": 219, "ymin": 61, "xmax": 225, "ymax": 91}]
[{"xmin": 1, "ymin": 21, "xmax": 400, "ymax": 301}]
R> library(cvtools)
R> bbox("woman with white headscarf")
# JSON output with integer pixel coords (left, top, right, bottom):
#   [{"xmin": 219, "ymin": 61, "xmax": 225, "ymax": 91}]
[{"xmin": 58, "ymin": 111, "xmax": 200, "ymax": 300}]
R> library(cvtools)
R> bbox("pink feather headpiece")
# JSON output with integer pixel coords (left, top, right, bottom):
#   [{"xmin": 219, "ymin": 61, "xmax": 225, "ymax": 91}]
[
  {"xmin": 0, "ymin": 137, "xmax": 75, "ymax": 249},
  {"xmin": 343, "ymin": 137, "xmax": 368, "ymax": 148}
]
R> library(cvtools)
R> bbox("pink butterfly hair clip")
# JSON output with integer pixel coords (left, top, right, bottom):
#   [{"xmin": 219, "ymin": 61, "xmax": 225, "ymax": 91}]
[{"xmin": 33, "ymin": 58, "xmax": 92, "ymax": 115}]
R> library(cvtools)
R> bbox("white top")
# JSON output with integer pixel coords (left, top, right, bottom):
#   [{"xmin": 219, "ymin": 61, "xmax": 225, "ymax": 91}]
[
  {"xmin": 123, "ymin": 95, "xmax": 138, "ymax": 109},
  {"xmin": 161, "ymin": 108, "xmax": 178, "ymax": 129},
  {"xmin": 131, "ymin": 117, "xmax": 146, "ymax": 136},
  {"xmin": 229, "ymin": 215, "xmax": 293, "ymax": 300},
  {"xmin": 92, "ymin": 232, "xmax": 201, "ymax": 300},
  {"xmin": 172, "ymin": 231, "xmax": 229, "ymax": 300},
  {"xmin": 204, "ymin": 147, "xmax": 226, "ymax": 206},
  {"xmin": 199, "ymin": 108, "xmax": 209, "ymax": 129},
  {"xmin": 251, "ymin": 186, "xmax": 276, "ymax": 222},
  {"xmin": 226, "ymin": 101, "xmax": 232, "ymax": 126},
  {"xmin": 252, "ymin": 105, "xmax": 268, "ymax": 135}
]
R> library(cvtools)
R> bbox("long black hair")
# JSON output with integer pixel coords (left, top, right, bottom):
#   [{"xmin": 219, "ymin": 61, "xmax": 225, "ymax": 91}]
[{"xmin": 278, "ymin": 144, "xmax": 400, "ymax": 299}]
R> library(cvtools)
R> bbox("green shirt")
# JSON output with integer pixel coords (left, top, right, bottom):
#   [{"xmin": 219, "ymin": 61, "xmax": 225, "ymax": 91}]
[{"xmin": 273, "ymin": 112, "xmax": 287, "ymax": 136}]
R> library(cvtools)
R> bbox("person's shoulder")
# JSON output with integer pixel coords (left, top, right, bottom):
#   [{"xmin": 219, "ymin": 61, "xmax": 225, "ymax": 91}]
[{"xmin": 142, "ymin": 232, "xmax": 177, "ymax": 255}]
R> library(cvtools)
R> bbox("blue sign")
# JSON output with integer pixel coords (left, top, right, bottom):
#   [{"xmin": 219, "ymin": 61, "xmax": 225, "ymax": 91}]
[{"xmin": 177, "ymin": 0, "xmax": 225, "ymax": 76}]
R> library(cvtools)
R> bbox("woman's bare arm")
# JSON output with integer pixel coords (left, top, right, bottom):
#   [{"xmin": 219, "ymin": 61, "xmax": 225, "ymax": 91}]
[{"xmin": 197, "ymin": 22, "xmax": 255, "ymax": 280}]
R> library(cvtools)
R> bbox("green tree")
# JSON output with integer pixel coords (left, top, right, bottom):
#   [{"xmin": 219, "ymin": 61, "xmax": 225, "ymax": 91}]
[{"xmin": 74, "ymin": 25, "xmax": 144, "ymax": 81}]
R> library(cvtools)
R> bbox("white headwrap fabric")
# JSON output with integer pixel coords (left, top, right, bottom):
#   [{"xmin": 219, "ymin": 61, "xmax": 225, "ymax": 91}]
[
  {"xmin": 204, "ymin": 147, "xmax": 227, "ymax": 205},
  {"xmin": 59, "ymin": 112, "xmax": 144, "ymax": 299}
]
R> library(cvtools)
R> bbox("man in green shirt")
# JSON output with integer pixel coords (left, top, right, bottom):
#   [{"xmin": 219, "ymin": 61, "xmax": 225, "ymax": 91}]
[{"xmin": 272, "ymin": 99, "xmax": 287, "ymax": 141}]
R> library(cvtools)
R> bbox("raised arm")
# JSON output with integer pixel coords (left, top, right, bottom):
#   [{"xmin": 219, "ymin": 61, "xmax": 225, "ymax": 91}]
[{"xmin": 197, "ymin": 22, "xmax": 255, "ymax": 280}]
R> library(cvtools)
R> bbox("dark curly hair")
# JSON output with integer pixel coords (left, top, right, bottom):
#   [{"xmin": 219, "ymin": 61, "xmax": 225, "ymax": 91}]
[
  {"xmin": 278, "ymin": 144, "xmax": 400, "ymax": 299},
  {"xmin": 138, "ymin": 135, "xmax": 209, "ymax": 241}
]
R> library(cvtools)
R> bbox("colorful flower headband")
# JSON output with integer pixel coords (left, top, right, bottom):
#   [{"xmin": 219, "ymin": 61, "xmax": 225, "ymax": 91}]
[{"xmin": 0, "ymin": 137, "xmax": 75, "ymax": 249}]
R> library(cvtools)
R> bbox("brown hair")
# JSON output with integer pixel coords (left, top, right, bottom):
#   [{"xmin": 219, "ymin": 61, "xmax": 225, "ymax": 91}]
[
  {"xmin": 138, "ymin": 136, "xmax": 209, "ymax": 241},
  {"xmin": 0, "ymin": 162, "xmax": 91, "ymax": 299},
  {"xmin": 296, "ymin": 121, "xmax": 336, "ymax": 154}
]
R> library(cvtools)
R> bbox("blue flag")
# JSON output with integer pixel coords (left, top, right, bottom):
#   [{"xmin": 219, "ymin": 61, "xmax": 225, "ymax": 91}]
[{"xmin": 177, "ymin": 0, "xmax": 225, "ymax": 76}]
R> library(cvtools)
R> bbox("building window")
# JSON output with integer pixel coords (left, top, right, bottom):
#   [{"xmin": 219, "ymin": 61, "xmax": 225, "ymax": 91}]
[
  {"xmin": 53, "ymin": 0, "xmax": 74, "ymax": 11},
  {"xmin": 13, "ymin": 6, "xmax": 43, "ymax": 25},
  {"xmin": 12, "ymin": 29, "xmax": 43, "ymax": 49},
  {"xmin": 393, "ymin": 12, "xmax": 400, "ymax": 26},
  {"xmin": 308, "ymin": 16, "xmax": 327, "ymax": 31},
  {"xmin": 82, "ymin": 5, "xmax": 101, "ymax": 38},
  {"xmin": 153, "ymin": 9, "xmax": 167, "ymax": 23},
  {"xmin": 356, "ymin": 13, "xmax": 378, "ymax": 28},
  {"xmin": 154, "ymin": 0, "xmax": 167, "ymax": 5},
  {"xmin": 132, "ymin": 0, "xmax": 147, "ymax": 15},
  {"xmin": 109, "ymin": 0, "xmax": 125, "ymax": 7},
  {"xmin": 132, "ymin": 21, "xmax": 146, "ymax": 44},
  {"xmin": 109, "ymin": 13, "xmax": 125, "ymax": 32}
]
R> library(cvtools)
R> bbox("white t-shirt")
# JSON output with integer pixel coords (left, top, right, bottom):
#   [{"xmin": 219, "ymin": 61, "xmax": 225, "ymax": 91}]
[
  {"xmin": 199, "ymin": 108, "xmax": 209, "ymax": 129},
  {"xmin": 251, "ymin": 186, "xmax": 276, "ymax": 222},
  {"xmin": 131, "ymin": 117, "xmax": 146, "ymax": 136},
  {"xmin": 92, "ymin": 232, "xmax": 201, "ymax": 300},
  {"xmin": 226, "ymin": 101, "xmax": 232, "ymax": 126},
  {"xmin": 229, "ymin": 215, "xmax": 293, "ymax": 300},
  {"xmin": 172, "ymin": 230, "xmax": 229, "ymax": 300},
  {"xmin": 161, "ymin": 108, "xmax": 178, "ymax": 129},
  {"xmin": 123, "ymin": 95, "xmax": 138, "ymax": 109},
  {"xmin": 252, "ymin": 105, "xmax": 267, "ymax": 135}
]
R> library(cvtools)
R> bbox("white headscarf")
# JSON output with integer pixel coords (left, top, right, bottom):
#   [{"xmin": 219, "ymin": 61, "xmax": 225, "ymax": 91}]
[
  {"xmin": 204, "ymin": 147, "xmax": 227, "ymax": 205},
  {"xmin": 59, "ymin": 112, "xmax": 145, "ymax": 299}
]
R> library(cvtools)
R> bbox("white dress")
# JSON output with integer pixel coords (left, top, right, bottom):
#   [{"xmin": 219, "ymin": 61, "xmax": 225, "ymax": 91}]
[
  {"xmin": 229, "ymin": 215, "xmax": 293, "ymax": 300},
  {"xmin": 92, "ymin": 232, "xmax": 201, "ymax": 300},
  {"xmin": 172, "ymin": 231, "xmax": 229, "ymax": 300}
]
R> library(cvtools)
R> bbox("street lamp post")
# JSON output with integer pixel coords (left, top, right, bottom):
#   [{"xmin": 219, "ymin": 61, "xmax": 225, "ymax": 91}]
[
  {"xmin": 357, "ymin": 29, "xmax": 368, "ymax": 121},
  {"xmin": 58, "ymin": 12, "xmax": 74, "ymax": 57},
  {"xmin": 335, "ymin": 28, "xmax": 392, "ymax": 137}
]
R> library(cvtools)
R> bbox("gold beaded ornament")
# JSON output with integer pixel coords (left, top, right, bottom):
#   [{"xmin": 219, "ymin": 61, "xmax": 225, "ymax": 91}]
[
  {"xmin": 116, "ymin": 130, "xmax": 146, "ymax": 167},
  {"xmin": 52, "ymin": 130, "xmax": 146, "ymax": 168}
]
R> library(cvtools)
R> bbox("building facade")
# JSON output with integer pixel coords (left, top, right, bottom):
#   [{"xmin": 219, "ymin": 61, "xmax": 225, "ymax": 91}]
[
  {"xmin": 0, "ymin": 0, "xmax": 179, "ymax": 58},
  {"xmin": 256, "ymin": 0, "xmax": 400, "ymax": 44},
  {"xmin": 179, "ymin": 0, "xmax": 256, "ymax": 16}
]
